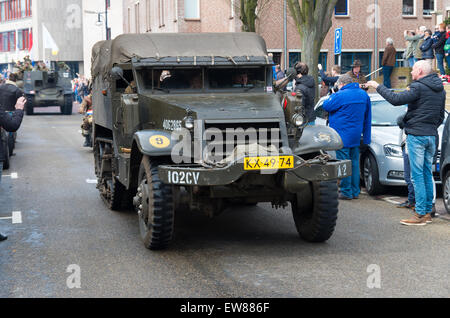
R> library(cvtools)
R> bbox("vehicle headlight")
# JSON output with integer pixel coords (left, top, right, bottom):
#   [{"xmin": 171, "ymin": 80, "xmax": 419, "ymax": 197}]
[
  {"xmin": 384, "ymin": 144, "xmax": 403, "ymax": 158},
  {"xmin": 183, "ymin": 116, "xmax": 195, "ymax": 130},
  {"xmin": 292, "ymin": 113, "xmax": 305, "ymax": 127}
]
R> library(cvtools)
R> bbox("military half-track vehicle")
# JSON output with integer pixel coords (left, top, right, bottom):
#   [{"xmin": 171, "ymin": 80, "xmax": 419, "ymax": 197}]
[
  {"xmin": 23, "ymin": 70, "xmax": 73, "ymax": 115},
  {"xmin": 91, "ymin": 33, "xmax": 351, "ymax": 250}
]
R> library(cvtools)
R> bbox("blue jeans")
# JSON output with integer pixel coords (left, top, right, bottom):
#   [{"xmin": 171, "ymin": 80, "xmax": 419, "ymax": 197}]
[
  {"xmin": 407, "ymin": 135, "xmax": 436, "ymax": 215},
  {"xmin": 436, "ymin": 53, "xmax": 445, "ymax": 75},
  {"xmin": 408, "ymin": 57, "xmax": 415, "ymax": 67},
  {"xmin": 402, "ymin": 148, "xmax": 415, "ymax": 204},
  {"xmin": 382, "ymin": 66, "xmax": 393, "ymax": 88},
  {"xmin": 336, "ymin": 147, "xmax": 360, "ymax": 199}
]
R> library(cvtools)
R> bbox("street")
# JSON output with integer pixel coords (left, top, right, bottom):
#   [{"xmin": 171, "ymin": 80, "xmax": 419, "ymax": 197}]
[{"xmin": 0, "ymin": 106, "xmax": 449, "ymax": 298}]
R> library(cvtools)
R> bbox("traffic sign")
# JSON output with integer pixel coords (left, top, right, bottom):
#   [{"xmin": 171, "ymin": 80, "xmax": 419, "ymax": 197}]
[{"xmin": 334, "ymin": 28, "xmax": 342, "ymax": 55}]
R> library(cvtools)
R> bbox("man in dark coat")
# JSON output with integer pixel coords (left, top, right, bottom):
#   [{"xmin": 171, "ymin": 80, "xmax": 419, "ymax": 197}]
[
  {"xmin": 432, "ymin": 23, "xmax": 447, "ymax": 75},
  {"xmin": 381, "ymin": 38, "xmax": 397, "ymax": 88},
  {"xmin": 293, "ymin": 62, "xmax": 316, "ymax": 124},
  {"xmin": 420, "ymin": 29, "xmax": 435, "ymax": 66},
  {"xmin": 0, "ymin": 96, "xmax": 25, "ymax": 241},
  {"xmin": 367, "ymin": 60, "xmax": 445, "ymax": 226},
  {"xmin": 0, "ymin": 73, "xmax": 23, "ymax": 112}
]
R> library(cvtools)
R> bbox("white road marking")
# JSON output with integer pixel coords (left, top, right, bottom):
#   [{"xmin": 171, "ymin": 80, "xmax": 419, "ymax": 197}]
[
  {"xmin": 12, "ymin": 211, "xmax": 22, "ymax": 224},
  {"xmin": 0, "ymin": 211, "xmax": 22, "ymax": 224},
  {"xmin": 3, "ymin": 172, "xmax": 18, "ymax": 179},
  {"xmin": 381, "ymin": 197, "xmax": 401, "ymax": 205},
  {"xmin": 86, "ymin": 179, "xmax": 97, "ymax": 184}
]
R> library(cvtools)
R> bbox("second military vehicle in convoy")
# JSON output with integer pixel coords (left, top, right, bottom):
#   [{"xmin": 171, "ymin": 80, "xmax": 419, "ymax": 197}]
[
  {"xmin": 91, "ymin": 33, "xmax": 351, "ymax": 250},
  {"xmin": 23, "ymin": 70, "xmax": 73, "ymax": 115}
]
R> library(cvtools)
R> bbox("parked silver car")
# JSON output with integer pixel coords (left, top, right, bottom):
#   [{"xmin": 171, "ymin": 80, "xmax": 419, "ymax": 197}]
[{"xmin": 314, "ymin": 93, "xmax": 446, "ymax": 195}]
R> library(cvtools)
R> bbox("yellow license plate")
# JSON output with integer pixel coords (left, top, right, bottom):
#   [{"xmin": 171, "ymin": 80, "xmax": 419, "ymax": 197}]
[{"xmin": 244, "ymin": 156, "xmax": 294, "ymax": 170}]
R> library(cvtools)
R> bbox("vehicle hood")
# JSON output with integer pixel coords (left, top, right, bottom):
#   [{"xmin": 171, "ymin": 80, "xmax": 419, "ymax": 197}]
[
  {"xmin": 145, "ymin": 93, "xmax": 284, "ymax": 120},
  {"xmin": 371, "ymin": 124, "xmax": 445, "ymax": 148}
]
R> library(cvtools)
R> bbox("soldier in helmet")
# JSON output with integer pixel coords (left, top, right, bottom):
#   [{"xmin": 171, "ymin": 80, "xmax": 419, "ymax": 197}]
[{"xmin": 57, "ymin": 61, "xmax": 70, "ymax": 72}]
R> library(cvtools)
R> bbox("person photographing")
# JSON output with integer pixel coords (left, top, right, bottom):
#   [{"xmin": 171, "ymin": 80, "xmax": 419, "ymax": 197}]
[{"xmin": 0, "ymin": 96, "xmax": 26, "ymax": 241}]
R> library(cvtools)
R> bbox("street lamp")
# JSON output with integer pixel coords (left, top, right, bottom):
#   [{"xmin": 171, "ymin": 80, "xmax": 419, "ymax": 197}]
[{"xmin": 84, "ymin": 3, "xmax": 109, "ymax": 40}]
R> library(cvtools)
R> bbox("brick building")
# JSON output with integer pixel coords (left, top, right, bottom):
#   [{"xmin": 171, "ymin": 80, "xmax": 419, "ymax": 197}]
[{"xmin": 123, "ymin": 0, "xmax": 448, "ymax": 77}]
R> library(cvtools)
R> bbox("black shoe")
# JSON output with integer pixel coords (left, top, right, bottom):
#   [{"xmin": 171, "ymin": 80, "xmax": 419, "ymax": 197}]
[
  {"xmin": 431, "ymin": 204, "xmax": 436, "ymax": 218},
  {"xmin": 0, "ymin": 233, "xmax": 7, "ymax": 242},
  {"xmin": 339, "ymin": 194, "xmax": 352, "ymax": 200}
]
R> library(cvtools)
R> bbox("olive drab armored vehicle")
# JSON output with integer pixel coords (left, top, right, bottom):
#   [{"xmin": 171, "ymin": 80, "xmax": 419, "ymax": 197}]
[
  {"xmin": 23, "ymin": 70, "xmax": 73, "ymax": 115},
  {"xmin": 91, "ymin": 33, "xmax": 351, "ymax": 250}
]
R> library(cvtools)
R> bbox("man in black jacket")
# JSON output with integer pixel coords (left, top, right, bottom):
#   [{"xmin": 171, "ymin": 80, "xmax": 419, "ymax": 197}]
[
  {"xmin": 0, "ymin": 96, "xmax": 26, "ymax": 242},
  {"xmin": 367, "ymin": 60, "xmax": 445, "ymax": 226},
  {"xmin": 432, "ymin": 23, "xmax": 446, "ymax": 76},
  {"xmin": 294, "ymin": 62, "xmax": 316, "ymax": 124},
  {"xmin": 0, "ymin": 73, "xmax": 23, "ymax": 112}
]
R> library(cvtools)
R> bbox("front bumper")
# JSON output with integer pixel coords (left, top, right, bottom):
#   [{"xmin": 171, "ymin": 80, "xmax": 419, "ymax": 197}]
[{"xmin": 158, "ymin": 156, "xmax": 352, "ymax": 187}]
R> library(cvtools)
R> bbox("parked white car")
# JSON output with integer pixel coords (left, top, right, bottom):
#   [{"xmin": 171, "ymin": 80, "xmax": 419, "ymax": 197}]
[{"xmin": 314, "ymin": 93, "xmax": 446, "ymax": 195}]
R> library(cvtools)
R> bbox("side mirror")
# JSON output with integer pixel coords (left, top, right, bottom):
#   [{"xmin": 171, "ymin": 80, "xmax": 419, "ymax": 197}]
[{"xmin": 111, "ymin": 66, "xmax": 124, "ymax": 80}]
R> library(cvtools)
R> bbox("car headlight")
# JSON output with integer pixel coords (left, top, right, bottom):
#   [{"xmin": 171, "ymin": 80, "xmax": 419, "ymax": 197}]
[
  {"xmin": 183, "ymin": 116, "xmax": 195, "ymax": 130},
  {"xmin": 292, "ymin": 113, "xmax": 305, "ymax": 127},
  {"xmin": 384, "ymin": 144, "xmax": 403, "ymax": 158}
]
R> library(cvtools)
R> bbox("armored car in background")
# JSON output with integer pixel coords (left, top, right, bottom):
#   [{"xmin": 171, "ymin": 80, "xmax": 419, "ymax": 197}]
[
  {"xmin": 23, "ymin": 70, "xmax": 73, "ymax": 115},
  {"xmin": 91, "ymin": 33, "xmax": 351, "ymax": 250}
]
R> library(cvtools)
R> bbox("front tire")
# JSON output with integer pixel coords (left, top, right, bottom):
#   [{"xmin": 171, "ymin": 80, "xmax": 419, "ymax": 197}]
[
  {"xmin": 62, "ymin": 95, "xmax": 73, "ymax": 115},
  {"xmin": 291, "ymin": 181, "xmax": 339, "ymax": 243},
  {"xmin": 25, "ymin": 95, "xmax": 34, "ymax": 116},
  {"xmin": 363, "ymin": 153, "xmax": 385, "ymax": 196},
  {"xmin": 443, "ymin": 171, "xmax": 450, "ymax": 214},
  {"xmin": 2, "ymin": 136, "xmax": 10, "ymax": 170},
  {"xmin": 135, "ymin": 156, "xmax": 174, "ymax": 250}
]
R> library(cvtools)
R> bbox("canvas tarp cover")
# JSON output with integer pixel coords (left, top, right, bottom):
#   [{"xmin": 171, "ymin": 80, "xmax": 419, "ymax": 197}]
[{"xmin": 91, "ymin": 32, "xmax": 268, "ymax": 78}]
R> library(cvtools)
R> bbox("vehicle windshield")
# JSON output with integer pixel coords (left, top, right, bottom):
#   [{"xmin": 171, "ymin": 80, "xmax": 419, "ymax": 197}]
[
  {"xmin": 136, "ymin": 66, "xmax": 267, "ymax": 93},
  {"xmin": 371, "ymin": 100, "xmax": 407, "ymax": 126}
]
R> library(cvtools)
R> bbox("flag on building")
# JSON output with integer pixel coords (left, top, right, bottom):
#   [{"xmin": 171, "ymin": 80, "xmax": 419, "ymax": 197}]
[{"xmin": 42, "ymin": 23, "xmax": 59, "ymax": 56}]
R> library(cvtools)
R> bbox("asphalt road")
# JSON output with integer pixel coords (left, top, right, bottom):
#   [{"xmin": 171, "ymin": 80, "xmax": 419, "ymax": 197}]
[{"xmin": 0, "ymin": 105, "xmax": 449, "ymax": 298}]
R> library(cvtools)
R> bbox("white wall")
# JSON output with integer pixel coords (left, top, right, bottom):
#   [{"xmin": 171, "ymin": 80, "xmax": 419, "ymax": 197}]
[{"xmin": 82, "ymin": 0, "xmax": 123, "ymax": 78}]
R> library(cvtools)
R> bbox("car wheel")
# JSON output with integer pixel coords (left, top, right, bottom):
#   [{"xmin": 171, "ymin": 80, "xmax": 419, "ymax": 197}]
[
  {"xmin": 363, "ymin": 153, "xmax": 385, "ymax": 196},
  {"xmin": 135, "ymin": 155, "xmax": 174, "ymax": 250},
  {"xmin": 291, "ymin": 181, "xmax": 339, "ymax": 243},
  {"xmin": 443, "ymin": 171, "xmax": 450, "ymax": 214}
]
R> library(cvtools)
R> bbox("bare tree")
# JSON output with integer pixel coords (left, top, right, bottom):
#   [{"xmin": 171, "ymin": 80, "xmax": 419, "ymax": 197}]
[
  {"xmin": 287, "ymin": 0, "xmax": 339, "ymax": 102},
  {"xmin": 235, "ymin": 0, "xmax": 273, "ymax": 32}
]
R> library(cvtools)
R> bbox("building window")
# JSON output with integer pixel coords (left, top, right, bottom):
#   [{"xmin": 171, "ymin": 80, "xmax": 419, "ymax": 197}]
[
  {"xmin": 335, "ymin": 52, "xmax": 372, "ymax": 78},
  {"xmin": 288, "ymin": 52, "xmax": 328, "ymax": 71},
  {"xmin": 402, "ymin": 0, "xmax": 415, "ymax": 16},
  {"xmin": 335, "ymin": 0, "xmax": 348, "ymax": 16},
  {"xmin": 135, "ymin": 3, "xmax": 140, "ymax": 33},
  {"xmin": 128, "ymin": 7, "xmax": 131, "ymax": 33},
  {"xmin": 423, "ymin": 0, "xmax": 435, "ymax": 16},
  {"xmin": 159, "ymin": 0, "xmax": 165, "ymax": 27},
  {"xmin": 0, "ymin": 0, "xmax": 31, "ymax": 21},
  {"xmin": 184, "ymin": 0, "xmax": 199, "ymax": 19},
  {"xmin": 146, "ymin": 0, "xmax": 151, "ymax": 31}
]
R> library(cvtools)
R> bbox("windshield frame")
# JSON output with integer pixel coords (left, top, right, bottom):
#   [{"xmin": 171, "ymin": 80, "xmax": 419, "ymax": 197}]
[{"xmin": 134, "ymin": 65, "xmax": 270, "ymax": 95}]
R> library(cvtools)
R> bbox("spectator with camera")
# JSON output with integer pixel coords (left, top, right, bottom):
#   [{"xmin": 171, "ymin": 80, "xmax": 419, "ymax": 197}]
[{"xmin": 0, "ymin": 96, "xmax": 26, "ymax": 241}]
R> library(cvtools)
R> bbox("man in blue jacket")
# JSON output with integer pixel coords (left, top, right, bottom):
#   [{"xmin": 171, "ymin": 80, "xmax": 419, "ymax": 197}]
[
  {"xmin": 367, "ymin": 60, "xmax": 445, "ymax": 226},
  {"xmin": 420, "ymin": 29, "xmax": 435, "ymax": 67},
  {"xmin": 323, "ymin": 74, "xmax": 372, "ymax": 200}
]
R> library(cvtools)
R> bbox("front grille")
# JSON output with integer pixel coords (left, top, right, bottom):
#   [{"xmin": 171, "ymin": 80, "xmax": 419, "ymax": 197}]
[{"xmin": 203, "ymin": 122, "xmax": 282, "ymax": 162}]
